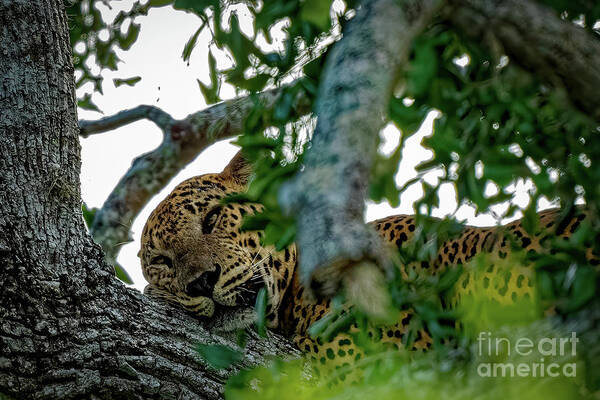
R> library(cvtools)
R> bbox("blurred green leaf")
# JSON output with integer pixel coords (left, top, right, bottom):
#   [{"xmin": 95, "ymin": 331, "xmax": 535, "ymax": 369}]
[
  {"xmin": 174, "ymin": 0, "xmax": 215, "ymax": 14},
  {"xmin": 563, "ymin": 265, "xmax": 596, "ymax": 312},
  {"xmin": 300, "ymin": 0, "xmax": 331, "ymax": 31},
  {"xmin": 275, "ymin": 225, "xmax": 295, "ymax": 251},
  {"xmin": 406, "ymin": 38, "xmax": 437, "ymax": 98},
  {"xmin": 182, "ymin": 25, "xmax": 204, "ymax": 62},
  {"xmin": 77, "ymin": 93, "xmax": 101, "ymax": 113},
  {"xmin": 255, "ymin": 287, "xmax": 268, "ymax": 337},
  {"xmin": 239, "ymin": 73, "xmax": 270, "ymax": 92},
  {"xmin": 197, "ymin": 343, "xmax": 243, "ymax": 370},
  {"xmin": 149, "ymin": 0, "xmax": 174, "ymax": 6},
  {"xmin": 118, "ymin": 23, "xmax": 140, "ymax": 50},
  {"xmin": 197, "ymin": 50, "xmax": 220, "ymax": 104},
  {"xmin": 114, "ymin": 262, "xmax": 134, "ymax": 284},
  {"xmin": 81, "ymin": 202, "xmax": 98, "ymax": 228},
  {"xmin": 389, "ymin": 99, "xmax": 428, "ymax": 135},
  {"xmin": 113, "ymin": 76, "xmax": 142, "ymax": 87}
]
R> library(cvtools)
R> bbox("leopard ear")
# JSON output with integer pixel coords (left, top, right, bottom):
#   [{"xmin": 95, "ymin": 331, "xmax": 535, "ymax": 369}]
[{"xmin": 222, "ymin": 150, "xmax": 252, "ymax": 185}]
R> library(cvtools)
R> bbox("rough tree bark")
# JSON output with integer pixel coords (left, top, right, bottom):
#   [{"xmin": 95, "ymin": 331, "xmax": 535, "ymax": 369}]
[
  {"xmin": 0, "ymin": 1, "xmax": 297, "ymax": 399},
  {"xmin": 278, "ymin": 0, "xmax": 442, "ymax": 298}
]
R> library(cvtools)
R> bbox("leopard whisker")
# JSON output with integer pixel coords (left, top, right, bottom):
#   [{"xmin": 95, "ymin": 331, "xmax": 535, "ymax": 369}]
[{"xmin": 245, "ymin": 247, "xmax": 275, "ymax": 275}]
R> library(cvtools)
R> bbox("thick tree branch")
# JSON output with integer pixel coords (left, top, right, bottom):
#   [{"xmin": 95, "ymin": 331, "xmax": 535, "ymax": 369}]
[
  {"xmin": 278, "ymin": 0, "xmax": 442, "ymax": 297},
  {"xmin": 1, "ymin": 245, "xmax": 299, "ymax": 399},
  {"xmin": 82, "ymin": 87, "xmax": 310, "ymax": 265},
  {"xmin": 448, "ymin": 0, "xmax": 600, "ymax": 121}
]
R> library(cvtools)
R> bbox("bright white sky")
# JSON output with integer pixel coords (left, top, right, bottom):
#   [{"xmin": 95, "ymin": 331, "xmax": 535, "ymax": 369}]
[{"xmin": 78, "ymin": 2, "xmax": 545, "ymax": 291}]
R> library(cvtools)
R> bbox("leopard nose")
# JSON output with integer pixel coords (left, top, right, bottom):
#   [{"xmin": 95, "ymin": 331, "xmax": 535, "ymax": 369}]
[{"xmin": 186, "ymin": 265, "xmax": 220, "ymax": 298}]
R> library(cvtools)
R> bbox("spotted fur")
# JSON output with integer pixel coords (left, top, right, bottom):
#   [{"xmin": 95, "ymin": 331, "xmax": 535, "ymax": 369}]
[{"xmin": 140, "ymin": 152, "xmax": 599, "ymax": 363}]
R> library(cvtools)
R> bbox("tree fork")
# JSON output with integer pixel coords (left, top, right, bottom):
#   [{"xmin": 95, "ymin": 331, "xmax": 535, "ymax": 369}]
[{"xmin": 84, "ymin": 87, "xmax": 310, "ymax": 266}]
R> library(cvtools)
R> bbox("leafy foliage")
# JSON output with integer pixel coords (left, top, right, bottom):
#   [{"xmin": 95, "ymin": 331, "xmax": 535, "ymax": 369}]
[
  {"xmin": 197, "ymin": 343, "xmax": 244, "ymax": 370},
  {"xmin": 71, "ymin": 0, "xmax": 600, "ymax": 397},
  {"xmin": 224, "ymin": 336, "xmax": 584, "ymax": 400},
  {"xmin": 254, "ymin": 287, "xmax": 268, "ymax": 337},
  {"xmin": 66, "ymin": 0, "xmax": 151, "ymax": 109}
]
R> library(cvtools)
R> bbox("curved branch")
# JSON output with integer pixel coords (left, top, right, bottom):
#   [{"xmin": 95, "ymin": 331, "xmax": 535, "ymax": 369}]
[
  {"xmin": 84, "ymin": 86, "xmax": 310, "ymax": 265},
  {"xmin": 278, "ymin": 0, "xmax": 442, "ymax": 298},
  {"xmin": 79, "ymin": 105, "xmax": 176, "ymax": 137},
  {"xmin": 448, "ymin": 0, "xmax": 600, "ymax": 121}
]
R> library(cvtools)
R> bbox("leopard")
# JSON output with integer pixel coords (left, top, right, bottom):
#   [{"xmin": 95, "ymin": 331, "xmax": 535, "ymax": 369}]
[{"xmin": 139, "ymin": 151, "xmax": 599, "ymax": 369}]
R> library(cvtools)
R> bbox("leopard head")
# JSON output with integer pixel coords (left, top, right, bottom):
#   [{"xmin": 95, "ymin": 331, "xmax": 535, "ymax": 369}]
[{"xmin": 139, "ymin": 151, "xmax": 296, "ymax": 330}]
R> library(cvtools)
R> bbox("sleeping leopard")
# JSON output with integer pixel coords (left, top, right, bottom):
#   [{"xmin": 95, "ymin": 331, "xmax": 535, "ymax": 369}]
[{"xmin": 139, "ymin": 151, "xmax": 598, "ymax": 366}]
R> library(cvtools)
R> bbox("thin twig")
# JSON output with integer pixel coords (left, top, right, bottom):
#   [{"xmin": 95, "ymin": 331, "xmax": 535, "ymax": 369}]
[{"xmin": 79, "ymin": 105, "xmax": 176, "ymax": 137}]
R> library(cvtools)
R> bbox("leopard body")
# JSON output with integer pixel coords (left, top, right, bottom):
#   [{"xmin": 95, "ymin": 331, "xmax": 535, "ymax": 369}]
[{"xmin": 139, "ymin": 152, "xmax": 598, "ymax": 364}]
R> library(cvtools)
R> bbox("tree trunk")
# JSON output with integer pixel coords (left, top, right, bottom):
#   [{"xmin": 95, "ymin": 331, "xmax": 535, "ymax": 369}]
[{"xmin": 0, "ymin": 2, "xmax": 297, "ymax": 399}]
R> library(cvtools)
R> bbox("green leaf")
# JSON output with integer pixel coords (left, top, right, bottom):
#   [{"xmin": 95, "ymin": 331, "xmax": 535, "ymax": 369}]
[
  {"xmin": 114, "ymin": 262, "xmax": 134, "ymax": 285},
  {"xmin": 303, "ymin": 55, "xmax": 325, "ymax": 81},
  {"xmin": 273, "ymin": 92, "xmax": 293, "ymax": 121},
  {"xmin": 438, "ymin": 264, "xmax": 463, "ymax": 292},
  {"xmin": 182, "ymin": 25, "xmax": 204, "ymax": 62},
  {"xmin": 389, "ymin": 99, "xmax": 428, "ymax": 135},
  {"xmin": 234, "ymin": 134, "xmax": 278, "ymax": 150},
  {"xmin": 221, "ymin": 193, "xmax": 253, "ymax": 205},
  {"xmin": 246, "ymin": 164, "xmax": 297, "ymax": 199},
  {"xmin": 174, "ymin": 0, "xmax": 215, "ymax": 14},
  {"xmin": 104, "ymin": 52, "xmax": 119, "ymax": 71},
  {"xmin": 196, "ymin": 343, "xmax": 243, "ymax": 370},
  {"xmin": 198, "ymin": 79, "xmax": 219, "ymax": 105},
  {"xmin": 77, "ymin": 93, "xmax": 101, "ymax": 113},
  {"xmin": 226, "ymin": 14, "xmax": 251, "ymax": 72},
  {"xmin": 236, "ymin": 329, "xmax": 248, "ymax": 348},
  {"xmin": 407, "ymin": 39, "xmax": 438, "ymax": 98},
  {"xmin": 319, "ymin": 312, "xmax": 356, "ymax": 343},
  {"xmin": 239, "ymin": 73, "xmax": 270, "ymax": 92},
  {"xmin": 197, "ymin": 50, "xmax": 220, "ymax": 104},
  {"xmin": 537, "ymin": 269, "xmax": 555, "ymax": 300},
  {"xmin": 275, "ymin": 224, "xmax": 295, "ymax": 251},
  {"xmin": 521, "ymin": 206, "xmax": 539, "ymax": 236},
  {"xmin": 307, "ymin": 311, "xmax": 337, "ymax": 338},
  {"xmin": 564, "ymin": 265, "xmax": 596, "ymax": 311},
  {"xmin": 81, "ymin": 203, "xmax": 98, "ymax": 229},
  {"xmin": 300, "ymin": 0, "xmax": 331, "ymax": 31},
  {"xmin": 113, "ymin": 76, "xmax": 142, "ymax": 87},
  {"xmin": 149, "ymin": 0, "xmax": 174, "ymax": 6},
  {"xmin": 254, "ymin": 288, "xmax": 268, "ymax": 337},
  {"xmin": 482, "ymin": 163, "xmax": 519, "ymax": 187},
  {"xmin": 241, "ymin": 214, "xmax": 270, "ymax": 231},
  {"xmin": 118, "ymin": 23, "xmax": 140, "ymax": 50}
]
